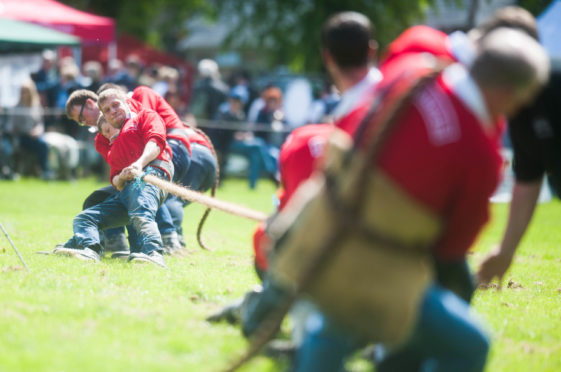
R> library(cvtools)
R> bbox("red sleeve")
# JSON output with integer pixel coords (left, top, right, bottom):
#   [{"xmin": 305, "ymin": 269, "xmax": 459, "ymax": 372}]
[
  {"xmin": 94, "ymin": 133, "xmax": 110, "ymax": 163},
  {"xmin": 253, "ymin": 223, "xmax": 270, "ymax": 271},
  {"xmin": 380, "ymin": 25, "xmax": 453, "ymax": 66},
  {"xmin": 132, "ymin": 86, "xmax": 184, "ymax": 130},
  {"xmin": 279, "ymin": 124, "xmax": 334, "ymax": 201},
  {"xmin": 137, "ymin": 110, "xmax": 168, "ymax": 156}
]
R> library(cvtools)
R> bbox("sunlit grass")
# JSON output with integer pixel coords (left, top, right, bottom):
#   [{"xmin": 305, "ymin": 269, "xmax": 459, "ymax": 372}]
[{"xmin": 0, "ymin": 177, "xmax": 560, "ymax": 371}]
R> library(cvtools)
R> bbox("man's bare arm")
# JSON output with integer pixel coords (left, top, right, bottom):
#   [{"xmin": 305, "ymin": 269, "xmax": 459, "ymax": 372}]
[{"xmin": 477, "ymin": 179, "xmax": 542, "ymax": 285}]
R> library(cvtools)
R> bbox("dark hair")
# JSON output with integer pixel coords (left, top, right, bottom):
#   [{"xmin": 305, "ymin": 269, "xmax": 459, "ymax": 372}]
[
  {"xmin": 65, "ymin": 89, "xmax": 98, "ymax": 120},
  {"xmin": 321, "ymin": 11, "xmax": 374, "ymax": 70}
]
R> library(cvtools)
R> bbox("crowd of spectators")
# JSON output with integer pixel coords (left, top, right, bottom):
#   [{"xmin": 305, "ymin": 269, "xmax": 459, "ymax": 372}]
[
  {"xmin": 192, "ymin": 59, "xmax": 341, "ymax": 188},
  {"xmin": 0, "ymin": 50, "xmax": 340, "ymax": 188},
  {"xmin": 0, "ymin": 51, "xmax": 186, "ymax": 181}
]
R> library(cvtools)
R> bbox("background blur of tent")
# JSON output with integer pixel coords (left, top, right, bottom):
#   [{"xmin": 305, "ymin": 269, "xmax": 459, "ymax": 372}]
[
  {"xmin": 0, "ymin": 17, "xmax": 79, "ymax": 53},
  {"xmin": 0, "ymin": 0, "xmax": 194, "ymax": 103},
  {"xmin": 0, "ymin": 0, "xmax": 116, "ymax": 65},
  {"xmin": 0, "ymin": 17, "xmax": 80, "ymax": 107},
  {"xmin": 538, "ymin": 0, "xmax": 561, "ymax": 60}
]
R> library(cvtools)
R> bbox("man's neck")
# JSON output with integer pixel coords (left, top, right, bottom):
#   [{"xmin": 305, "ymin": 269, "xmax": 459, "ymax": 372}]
[{"xmin": 336, "ymin": 66, "xmax": 371, "ymax": 93}]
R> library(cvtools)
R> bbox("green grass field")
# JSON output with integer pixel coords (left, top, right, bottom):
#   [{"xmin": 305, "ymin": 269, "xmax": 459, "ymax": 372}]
[{"xmin": 0, "ymin": 177, "xmax": 560, "ymax": 372}]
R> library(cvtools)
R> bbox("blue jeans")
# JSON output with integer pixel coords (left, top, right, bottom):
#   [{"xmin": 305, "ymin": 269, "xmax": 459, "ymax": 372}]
[
  {"xmin": 165, "ymin": 143, "xmax": 217, "ymax": 235},
  {"xmin": 84, "ymin": 186, "xmax": 177, "ymax": 246},
  {"xmin": 153, "ymin": 138, "xmax": 191, "ymax": 236},
  {"xmin": 375, "ymin": 259, "xmax": 477, "ymax": 371},
  {"xmin": 70, "ymin": 166, "xmax": 167, "ymax": 255},
  {"xmin": 155, "ymin": 202, "xmax": 176, "ymax": 236},
  {"xmin": 168, "ymin": 138, "xmax": 191, "ymax": 183},
  {"xmin": 229, "ymin": 138, "xmax": 278, "ymax": 189},
  {"xmin": 293, "ymin": 284, "xmax": 489, "ymax": 372}
]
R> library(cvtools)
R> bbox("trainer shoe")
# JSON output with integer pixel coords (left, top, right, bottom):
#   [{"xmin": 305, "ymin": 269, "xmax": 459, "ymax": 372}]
[
  {"xmin": 53, "ymin": 246, "xmax": 101, "ymax": 262},
  {"xmin": 206, "ymin": 299, "xmax": 243, "ymax": 324},
  {"xmin": 177, "ymin": 234, "xmax": 186, "ymax": 248},
  {"xmin": 104, "ymin": 233, "xmax": 129, "ymax": 252},
  {"xmin": 128, "ymin": 251, "xmax": 167, "ymax": 268},
  {"xmin": 110, "ymin": 251, "xmax": 130, "ymax": 259},
  {"xmin": 161, "ymin": 231, "xmax": 182, "ymax": 255}
]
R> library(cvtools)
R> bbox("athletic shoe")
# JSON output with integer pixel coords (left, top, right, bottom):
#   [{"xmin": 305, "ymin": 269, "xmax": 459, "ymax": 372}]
[
  {"xmin": 177, "ymin": 234, "xmax": 186, "ymax": 248},
  {"xmin": 110, "ymin": 251, "xmax": 130, "ymax": 259},
  {"xmin": 206, "ymin": 298, "xmax": 243, "ymax": 324},
  {"xmin": 128, "ymin": 251, "xmax": 167, "ymax": 268},
  {"xmin": 161, "ymin": 231, "xmax": 182, "ymax": 255},
  {"xmin": 104, "ymin": 233, "xmax": 129, "ymax": 252},
  {"xmin": 53, "ymin": 246, "xmax": 101, "ymax": 262}
]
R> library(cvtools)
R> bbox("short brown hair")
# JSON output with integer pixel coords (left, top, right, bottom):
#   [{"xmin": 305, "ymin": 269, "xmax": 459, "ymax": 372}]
[
  {"xmin": 65, "ymin": 89, "xmax": 98, "ymax": 120},
  {"xmin": 98, "ymin": 88, "xmax": 128, "ymax": 109}
]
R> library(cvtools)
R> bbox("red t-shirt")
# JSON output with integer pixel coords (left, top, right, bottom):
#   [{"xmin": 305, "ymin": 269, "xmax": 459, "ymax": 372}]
[
  {"xmin": 253, "ymin": 124, "xmax": 335, "ymax": 270},
  {"xmin": 336, "ymin": 69, "xmax": 502, "ymax": 260},
  {"xmin": 107, "ymin": 108, "xmax": 172, "ymax": 185},
  {"xmin": 94, "ymin": 97, "xmax": 145, "ymax": 161},
  {"xmin": 131, "ymin": 86, "xmax": 191, "ymax": 153},
  {"xmin": 278, "ymin": 124, "xmax": 335, "ymax": 209}
]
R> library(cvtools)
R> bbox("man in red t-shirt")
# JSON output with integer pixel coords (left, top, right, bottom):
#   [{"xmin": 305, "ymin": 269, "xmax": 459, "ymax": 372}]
[
  {"xmin": 293, "ymin": 27, "xmax": 549, "ymax": 372},
  {"xmin": 55, "ymin": 88, "xmax": 174, "ymax": 268}
]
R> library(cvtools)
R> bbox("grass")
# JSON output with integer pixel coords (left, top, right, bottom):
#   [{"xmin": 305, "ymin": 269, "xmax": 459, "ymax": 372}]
[{"xmin": 0, "ymin": 177, "xmax": 560, "ymax": 371}]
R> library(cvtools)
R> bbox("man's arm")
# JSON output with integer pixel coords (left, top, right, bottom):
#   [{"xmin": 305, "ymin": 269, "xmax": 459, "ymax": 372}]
[
  {"xmin": 125, "ymin": 140, "xmax": 161, "ymax": 175},
  {"xmin": 477, "ymin": 179, "xmax": 542, "ymax": 286},
  {"xmin": 113, "ymin": 140, "xmax": 162, "ymax": 190}
]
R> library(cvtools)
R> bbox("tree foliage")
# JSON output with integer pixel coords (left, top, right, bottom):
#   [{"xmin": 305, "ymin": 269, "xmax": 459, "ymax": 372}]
[
  {"xmin": 59, "ymin": 0, "xmax": 551, "ymax": 72},
  {"xmin": 60, "ymin": 0, "xmax": 213, "ymax": 52},
  {"xmin": 517, "ymin": 0, "xmax": 552, "ymax": 15},
  {"xmin": 215, "ymin": 0, "xmax": 442, "ymax": 72}
]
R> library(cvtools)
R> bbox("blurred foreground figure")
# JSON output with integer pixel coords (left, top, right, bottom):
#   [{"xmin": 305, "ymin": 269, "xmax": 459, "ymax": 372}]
[{"xmin": 244, "ymin": 23, "xmax": 549, "ymax": 372}]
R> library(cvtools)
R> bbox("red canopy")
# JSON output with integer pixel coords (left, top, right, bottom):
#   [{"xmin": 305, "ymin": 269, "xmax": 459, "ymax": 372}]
[{"xmin": 0, "ymin": 0, "xmax": 115, "ymax": 44}]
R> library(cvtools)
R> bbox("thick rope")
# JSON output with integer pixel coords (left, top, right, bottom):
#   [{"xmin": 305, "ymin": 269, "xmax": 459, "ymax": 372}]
[
  {"xmin": 191, "ymin": 126, "xmax": 221, "ymax": 251},
  {"xmin": 135, "ymin": 171, "xmax": 267, "ymax": 223}
]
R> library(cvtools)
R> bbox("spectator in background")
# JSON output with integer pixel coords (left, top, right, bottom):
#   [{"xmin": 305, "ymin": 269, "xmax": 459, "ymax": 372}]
[
  {"xmin": 164, "ymin": 89, "xmax": 188, "ymax": 119},
  {"xmin": 152, "ymin": 65, "xmax": 179, "ymax": 98},
  {"xmin": 229, "ymin": 86, "xmax": 281, "ymax": 189},
  {"xmin": 138, "ymin": 63, "xmax": 160, "ymax": 88},
  {"xmin": 32, "ymin": 49, "xmax": 59, "ymax": 109},
  {"xmin": 255, "ymin": 86, "xmax": 287, "ymax": 148},
  {"xmin": 9, "ymin": 79, "xmax": 52, "ymax": 179},
  {"xmin": 247, "ymin": 83, "xmax": 272, "ymax": 124},
  {"xmin": 125, "ymin": 55, "xmax": 143, "ymax": 86},
  {"xmin": 189, "ymin": 59, "xmax": 229, "ymax": 121},
  {"xmin": 57, "ymin": 59, "xmax": 82, "ymax": 109},
  {"xmin": 83, "ymin": 61, "xmax": 104, "ymax": 93},
  {"xmin": 56, "ymin": 60, "xmax": 84, "ymax": 137},
  {"xmin": 103, "ymin": 59, "xmax": 137, "ymax": 92},
  {"xmin": 228, "ymin": 70, "xmax": 254, "ymax": 114},
  {"xmin": 210, "ymin": 86, "xmax": 248, "ymax": 172}
]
